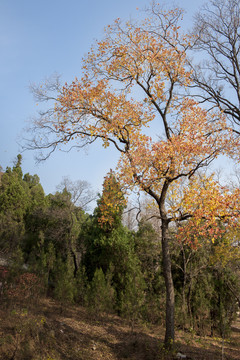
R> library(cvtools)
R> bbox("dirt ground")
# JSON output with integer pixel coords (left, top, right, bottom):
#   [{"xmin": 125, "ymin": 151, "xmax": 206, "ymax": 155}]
[{"xmin": 0, "ymin": 297, "xmax": 240, "ymax": 360}]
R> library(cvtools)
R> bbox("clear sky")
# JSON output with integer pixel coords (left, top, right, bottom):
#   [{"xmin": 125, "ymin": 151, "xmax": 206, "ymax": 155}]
[{"xmin": 0, "ymin": 0, "xmax": 206, "ymax": 198}]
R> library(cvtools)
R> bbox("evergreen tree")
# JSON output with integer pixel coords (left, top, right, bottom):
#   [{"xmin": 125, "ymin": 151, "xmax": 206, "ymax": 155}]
[
  {"xmin": 0, "ymin": 155, "xmax": 29, "ymax": 252},
  {"xmin": 52, "ymin": 254, "xmax": 76, "ymax": 306},
  {"xmin": 87, "ymin": 267, "xmax": 116, "ymax": 314},
  {"xmin": 22, "ymin": 173, "xmax": 46, "ymax": 258},
  {"xmin": 134, "ymin": 220, "xmax": 165, "ymax": 324},
  {"xmin": 83, "ymin": 171, "xmax": 145, "ymax": 315}
]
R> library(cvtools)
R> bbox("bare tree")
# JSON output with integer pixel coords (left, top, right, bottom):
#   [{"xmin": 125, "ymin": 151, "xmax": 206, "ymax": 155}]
[
  {"xmin": 191, "ymin": 0, "xmax": 240, "ymax": 133},
  {"xmin": 56, "ymin": 176, "xmax": 97, "ymax": 211}
]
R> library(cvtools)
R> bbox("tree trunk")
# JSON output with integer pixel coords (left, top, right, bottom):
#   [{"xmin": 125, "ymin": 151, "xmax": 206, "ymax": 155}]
[
  {"xmin": 187, "ymin": 275, "xmax": 193, "ymax": 328},
  {"xmin": 161, "ymin": 218, "xmax": 175, "ymax": 349},
  {"xmin": 181, "ymin": 246, "xmax": 187, "ymax": 329}
]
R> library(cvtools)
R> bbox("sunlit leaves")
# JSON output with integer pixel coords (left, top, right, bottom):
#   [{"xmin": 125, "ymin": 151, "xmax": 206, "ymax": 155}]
[
  {"xmin": 29, "ymin": 5, "xmax": 240, "ymax": 250},
  {"xmin": 176, "ymin": 176, "xmax": 240, "ymax": 246},
  {"xmin": 97, "ymin": 170, "xmax": 127, "ymax": 230}
]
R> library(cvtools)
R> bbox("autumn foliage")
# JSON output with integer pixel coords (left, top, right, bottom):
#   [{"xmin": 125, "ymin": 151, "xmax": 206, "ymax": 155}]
[
  {"xmin": 27, "ymin": 3, "xmax": 240, "ymax": 348},
  {"xmin": 97, "ymin": 170, "xmax": 126, "ymax": 230}
]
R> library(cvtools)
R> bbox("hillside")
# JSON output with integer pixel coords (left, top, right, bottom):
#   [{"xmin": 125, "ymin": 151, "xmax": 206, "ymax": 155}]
[{"xmin": 0, "ymin": 297, "xmax": 240, "ymax": 360}]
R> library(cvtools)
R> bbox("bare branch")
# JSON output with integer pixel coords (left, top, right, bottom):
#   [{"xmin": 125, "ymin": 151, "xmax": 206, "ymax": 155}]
[{"xmin": 191, "ymin": 0, "xmax": 240, "ymax": 130}]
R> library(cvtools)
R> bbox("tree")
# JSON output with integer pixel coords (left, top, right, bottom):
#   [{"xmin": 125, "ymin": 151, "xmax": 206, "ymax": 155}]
[
  {"xmin": 96, "ymin": 170, "xmax": 126, "ymax": 231},
  {"xmin": 43, "ymin": 189, "xmax": 85, "ymax": 277},
  {"xmin": 26, "ymin": 4, "xmax": 240, "ymax": 348},
  {"xmin": 191, "ymin": 0, "xmax": 240, "ymax": 135},
  {"xmin": 134, "ymin": 220, "xmax": 164, "ymax": 325},
  {"xmin": 22, "ymin": 173, "xmax": 46, "ymax": 257},
  {"xmin": 87, "ymin": 267, "xmax": 116, "ymax": 314},
  {"xmin": 56, "ymin": 176, "xmax": 96, "ymax": 211},
  {"xmin": 52, "ymin": 254, "xmax": 76, "ymax": 307},
  {"xmin": 24, "ymin": 185, "xmax": 87, "ymax": 282},
  {"xmin": 0, "ymin": 155, "xmax": 29, "ymax": 252},
  {"xmin": 82, "ymin": 171, "xmax": 140, "ymax": 314}
]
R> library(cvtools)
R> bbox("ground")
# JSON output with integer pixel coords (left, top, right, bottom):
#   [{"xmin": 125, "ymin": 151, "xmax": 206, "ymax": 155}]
[{"xmin": 0, "ymin": 297, "xmax": 240, "ymax": 360}]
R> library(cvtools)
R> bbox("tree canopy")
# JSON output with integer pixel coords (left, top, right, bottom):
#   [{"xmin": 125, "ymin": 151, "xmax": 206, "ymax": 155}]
[{"xmin": 25, "ymin": 2, "xmax": 240, "ymax": 349}]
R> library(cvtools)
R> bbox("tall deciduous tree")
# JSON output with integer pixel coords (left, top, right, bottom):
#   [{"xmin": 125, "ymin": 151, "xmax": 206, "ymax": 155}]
[
  {"xmin": 191, "ymin": 0, "xmax": 240, "ymax": 134},
  {"xmin": 26, "ymin": 4, "xmax": 240, "ymax": 348}
]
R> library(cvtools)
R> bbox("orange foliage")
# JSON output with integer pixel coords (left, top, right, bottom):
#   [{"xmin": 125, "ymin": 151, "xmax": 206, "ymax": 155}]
[
  {"xmin": 97, "ymin": 170, "xmax": 126, "ymax": 230},
  {"xmin": 38, "ymin": 5, "xmax": 240, "ymax": 245}
]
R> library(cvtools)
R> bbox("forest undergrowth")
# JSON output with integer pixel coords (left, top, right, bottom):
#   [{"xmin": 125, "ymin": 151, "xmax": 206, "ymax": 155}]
[{"xmin": 0, "ymin": 296, "xmax": 240, "ymax": 360}]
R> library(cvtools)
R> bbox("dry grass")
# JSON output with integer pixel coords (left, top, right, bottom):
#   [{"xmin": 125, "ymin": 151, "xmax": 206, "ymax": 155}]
[{"xmin": 0, "ymin": 297, "xmax": 239, "ymax": 360}]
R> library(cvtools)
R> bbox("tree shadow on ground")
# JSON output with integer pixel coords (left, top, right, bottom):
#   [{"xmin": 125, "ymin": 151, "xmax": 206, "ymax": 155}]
[{"xmin": 1, "ymin": 298, "xmax": 240, "ymax": 360}]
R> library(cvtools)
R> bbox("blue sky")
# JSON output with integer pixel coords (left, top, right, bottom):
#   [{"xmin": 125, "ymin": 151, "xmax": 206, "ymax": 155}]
[{"xmin": 0, "ymin": 0, "xmax": 206, "ymax": 197}]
